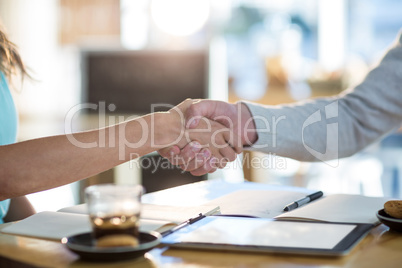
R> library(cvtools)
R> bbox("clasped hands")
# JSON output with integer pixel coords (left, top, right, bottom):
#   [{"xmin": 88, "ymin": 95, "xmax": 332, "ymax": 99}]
[{"xmin": 158, "ymin": 99, "xmax": 257, "ymax": 176}]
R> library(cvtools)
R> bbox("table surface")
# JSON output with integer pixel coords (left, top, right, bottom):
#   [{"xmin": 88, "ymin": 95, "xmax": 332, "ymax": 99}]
[{"xmin": 1, "ymin": 180, "xmax": 401, "ymax": 268}]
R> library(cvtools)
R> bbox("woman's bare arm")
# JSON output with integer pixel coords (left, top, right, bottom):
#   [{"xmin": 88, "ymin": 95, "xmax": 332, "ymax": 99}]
[
  {"xmin": 0, "ymin": 100, "xmax": 239, "ymax": 200},
  {"xmin": 0, "ymin": 112, "xmax": 168, "ymax": 200}
]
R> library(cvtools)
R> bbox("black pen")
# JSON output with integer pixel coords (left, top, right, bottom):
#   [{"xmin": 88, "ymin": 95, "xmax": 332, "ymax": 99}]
[
  {"xmin": 283, "ymin": 191, "xmax": 323, "ymax": 211},
  {"xmin": 160, "ymin": 206, "xmax": 220, "ymax": 237},
  {"xmin": 161, "ymin": 213, "xmax": 206, "ymax": 237}
]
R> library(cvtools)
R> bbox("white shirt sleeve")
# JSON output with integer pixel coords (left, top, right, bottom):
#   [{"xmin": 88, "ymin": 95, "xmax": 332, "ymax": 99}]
[{"xmin": 242, "ymin": 31, "xmax": 402, "ymax": 162}]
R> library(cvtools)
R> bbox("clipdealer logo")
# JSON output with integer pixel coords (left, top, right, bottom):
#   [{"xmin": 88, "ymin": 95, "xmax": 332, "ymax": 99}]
[{"xmin": 302, "ymin": 101, "xmax": 339, "ymax": 167}]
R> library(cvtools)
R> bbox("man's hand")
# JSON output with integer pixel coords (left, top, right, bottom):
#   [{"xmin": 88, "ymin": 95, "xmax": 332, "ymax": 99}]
[
  {"xmin": 186, "ymin": 100, "xmax": 257, "ymax": 145},
  {"xmin": 158, "ymin": 100, "xmax": 257, "ymax": 176}
]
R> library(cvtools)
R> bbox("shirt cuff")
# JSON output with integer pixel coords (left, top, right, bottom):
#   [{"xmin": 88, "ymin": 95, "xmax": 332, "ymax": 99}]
[{"xmin": 239, "ymin": 101, "xmax": 275, "ymax": 152}]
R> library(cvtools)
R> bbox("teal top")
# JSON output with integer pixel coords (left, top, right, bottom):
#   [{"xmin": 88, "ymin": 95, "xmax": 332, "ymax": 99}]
[{"xmin": 0, "ymin": 72, "xmax": 18, "ymax": 223}]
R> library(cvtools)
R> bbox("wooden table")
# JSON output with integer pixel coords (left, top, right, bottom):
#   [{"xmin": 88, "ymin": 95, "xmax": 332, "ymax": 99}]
[{"xmin": 1, "ymin": 180, "xmax": 401, "ymax": 268}]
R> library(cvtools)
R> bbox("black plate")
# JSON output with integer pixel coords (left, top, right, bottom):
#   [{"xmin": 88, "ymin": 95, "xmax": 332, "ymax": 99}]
[
  {"xmin": 376, "ymin": 209, "xmax": 402, "ymax": 232},
  {"xmin": 63, "ymin": 231, "xmax": 161, "ymax": 262}
]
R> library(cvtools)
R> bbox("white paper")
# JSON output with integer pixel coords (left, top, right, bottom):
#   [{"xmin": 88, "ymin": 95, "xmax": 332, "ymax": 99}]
[
  {"xmin": 1, "ymin": 211, "xmax": 91, "ymax": 240},
  {"xmin": 2, "ymin": 204, "xmax": 220, "ymax": 241},
  {"xmin": 204, "ymin": 190, "xmax": 390, "ymax": 224},
  {"xmin": 59, "ymin": 203, "xmax": 218, "ymax": 224},
  {"xmin": 276, "ymin": 194, "xmax": 390, "ymax": 224},
  {"xmin": 1, "ymin": 211, "xmax": 177, "ymax": 240},
  {"xmin": 203, "ymin": 190, "xmax": 309, "ymax": 218}
]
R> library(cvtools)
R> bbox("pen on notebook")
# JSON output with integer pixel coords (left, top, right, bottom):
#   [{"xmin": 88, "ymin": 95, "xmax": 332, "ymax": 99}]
[
  {"xmin": 160, "ymin": 207, "xmax": 220, "ymax": 237},
  {"xmin": 161, "ymin": 213, "xmax": 205, "ymax": 237},
  {"xmin": 283, "ymin": 191, "xmax": 323, "ymax": 212}
]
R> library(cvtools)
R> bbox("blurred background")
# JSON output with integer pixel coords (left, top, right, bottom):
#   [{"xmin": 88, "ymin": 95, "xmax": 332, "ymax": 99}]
[{"xmin": 0, "ymin": 0, "xmax": 401, "ymax": 212}]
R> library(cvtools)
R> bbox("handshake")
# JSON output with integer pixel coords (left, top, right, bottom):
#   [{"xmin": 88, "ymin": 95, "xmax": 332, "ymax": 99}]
[{"xmin": 155, "ymin": 99, "xmax": 258, "ymax": 176}]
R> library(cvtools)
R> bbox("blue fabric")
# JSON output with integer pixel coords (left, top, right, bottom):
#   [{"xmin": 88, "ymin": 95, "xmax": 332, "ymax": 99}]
[
  {"xmin": 0, "ymin": 200, "xmax": 11, "ymax": 223},
  {"xmin": 0, "ymin": 72, "xmax": 18, "ymax": 223}
]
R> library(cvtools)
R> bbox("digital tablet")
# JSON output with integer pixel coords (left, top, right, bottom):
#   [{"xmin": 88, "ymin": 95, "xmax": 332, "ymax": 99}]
[{"xmin": 161, "ymin": 216, "xmax": 373, "ymax": 257}]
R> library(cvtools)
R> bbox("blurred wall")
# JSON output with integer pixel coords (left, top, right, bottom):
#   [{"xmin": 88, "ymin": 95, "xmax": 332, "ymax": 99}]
[{"xmin": 0, "ymin": 0, "xmax": 80, "ymax": 126}]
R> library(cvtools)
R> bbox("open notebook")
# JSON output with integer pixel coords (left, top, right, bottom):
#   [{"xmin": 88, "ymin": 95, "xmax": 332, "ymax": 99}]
[
  {"xmin": 1, "ymin": 204, "xmax": 220, "ymax": 241},
  {"xmin": 203, "ymin": 190, "xmax": 392, "ymax": 224}
]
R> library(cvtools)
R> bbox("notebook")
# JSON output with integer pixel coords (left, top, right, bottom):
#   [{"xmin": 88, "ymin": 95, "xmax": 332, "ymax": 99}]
[
  {"xmin": 1, "ymin": 204, "xmax": 220, "ymax": 241},
  {"xmin": 203, "ymin": 190, "xmax": 392, "ymax": 224}
]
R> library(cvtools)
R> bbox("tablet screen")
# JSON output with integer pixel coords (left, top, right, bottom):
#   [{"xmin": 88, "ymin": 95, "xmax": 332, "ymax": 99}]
[{"xmin": 161, "ymin": 216, "xmax": 372, "ymax": 255}]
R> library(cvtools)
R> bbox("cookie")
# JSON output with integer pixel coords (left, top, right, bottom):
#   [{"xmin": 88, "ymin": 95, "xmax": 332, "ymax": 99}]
[
  {"xmin": 384, "ymin": 200, "xmax": 402, "ymax": 219},
  {"xmin": 96, "ymin": 234, "xmax": 139, "ymax": 248}
]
